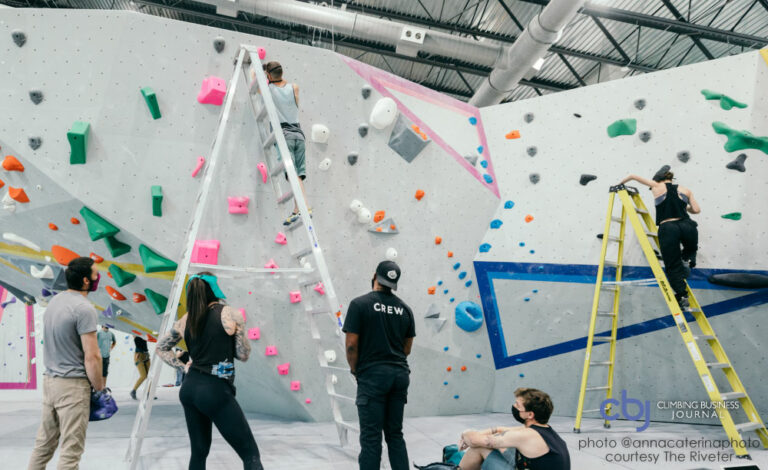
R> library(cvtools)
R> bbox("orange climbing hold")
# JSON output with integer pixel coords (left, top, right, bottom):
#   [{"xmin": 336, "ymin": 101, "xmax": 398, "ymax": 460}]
[
  {"xmin": 48, "ymin": 223, "xmax": 58, "ymax": 231},
  {"xmin": 525, "ymin": 214, "xmax": 534, "ymax": 223},
  {"xmin": 106, "ymin": 286, "xmax": 126, "ymax": 301},
  {"xmin": 428, "ymin": 286, "xmax": 436, "ymax": 295},
  {"xmin": 414, "ymin": 189, "xmax": 425, "ymax": 201},
  {"xmin": 373, "ymin": 210, "xmax": 385, "ymax": 223},
  {"xmin": 446, "ymin": 366, "xmax": 452, "ymax": 372},
  {"xmin": 461, "ymin": 366, "xmax": 467, "ymax": 372},
  {"xmin": 435, "ymin": 236, "xmax": 442, "ymax": 245},
  {"xmin": 447, "ymin": 251, "xmax": 454, "ymax": 258},
  {"xmin": 412, "ymin": 125, "xmax": 421, "ymax": 133},
  {"xmin": 418, "ymin": 131, "xmax": 428, "ymax": 141},
  {"xmin": 8, "ymin": 187, "xmax": 29, "ymax": 203},
  {"xmin": 147, "ymin": 334, "xmax": 157, "ymax": 343},
  {"xmin": 0, "ymin": 179, "xmax": 4, "ymax": 189},
  {"xmin": 376, "ymin": 227, "xmax": 383, "ymax": 232},
  {"xmin": 52, "ymin": 245, "xmax": 81, "ymax": 266},
  {"xmin": 70, "ymin": 217, "xmax": 80, "ymax": 225},
  {"xmin": 2, "ymin": 155, "xmax": 24, "ymax": 172},
  {"xmin": 89, "ymin": 252, "xmax": 104, "ymax": 263},
  {"xmin": 390, "ymin": 224, "xmax": 396, "ymax": 230},
  {"xmin": 131, "ymin": 330, "xmax": 143, "ymax": 337},
  {"xmin": 133, "ymin": 293, "xmax": 147, "ymax": 303},
  {"xmin": 505, "ymin": 130, "xmax": 521, "ymax": 139}
]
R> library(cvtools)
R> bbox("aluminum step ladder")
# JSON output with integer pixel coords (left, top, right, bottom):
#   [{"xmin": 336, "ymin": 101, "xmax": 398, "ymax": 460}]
[{"xmin": 573, "ymin": 184, "xmax": 768, "ymax": 459}]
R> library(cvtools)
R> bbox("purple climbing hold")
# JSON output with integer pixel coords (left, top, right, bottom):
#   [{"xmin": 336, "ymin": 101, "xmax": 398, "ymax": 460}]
[
  {"xmin": 504, "ymin": 200, "xmax": 515, "ymax": 209},
  {"xmin": 469, "ymin": 117, "xmax": 478, "ymax": 125},
  {"xmin": 479, "ymin": 243, "xmax": 491, "ymax": 253},
  {"xmin": 490, "ymin": 219, "xmax": 503, "ymax": 229}
]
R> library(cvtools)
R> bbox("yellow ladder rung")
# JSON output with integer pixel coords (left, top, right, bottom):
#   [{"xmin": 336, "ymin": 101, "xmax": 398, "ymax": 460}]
[
  {"xmin": 607, "ymin": 235, "xmax": 622, "ymax": 242},
  {"xmin": 721, "ymin": 392, "xmax": 746, "ymax": 401},
  {"xmin": 600, "ymin": 285, "xmax": 618, "ymax": 292}
]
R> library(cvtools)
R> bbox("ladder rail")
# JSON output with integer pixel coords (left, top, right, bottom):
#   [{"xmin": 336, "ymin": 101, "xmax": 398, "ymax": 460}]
[{"xmin": 603, "ymin": 203, "xmax": 627, "ymax": 426}]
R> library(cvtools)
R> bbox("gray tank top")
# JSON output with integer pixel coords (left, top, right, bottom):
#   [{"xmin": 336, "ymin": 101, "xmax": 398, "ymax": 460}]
[{"xmin": 268, "ymin": 83, "xmax": 299, "ymax": 124}]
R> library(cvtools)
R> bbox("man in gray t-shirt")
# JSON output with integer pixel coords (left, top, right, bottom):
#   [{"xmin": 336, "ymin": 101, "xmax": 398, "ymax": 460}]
[
  {"xmin": 28, "ymin": 257, "xmax": 105, "ymax": 470},
  {"xmin": 97, "ymin": 325, "xmax": 116, "ymax": 383}
]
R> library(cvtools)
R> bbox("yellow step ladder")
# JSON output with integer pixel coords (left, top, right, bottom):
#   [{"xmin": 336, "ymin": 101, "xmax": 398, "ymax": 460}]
[{"xmin": 573, "ymin": 184, "xmax": 768, "ymax": 458}]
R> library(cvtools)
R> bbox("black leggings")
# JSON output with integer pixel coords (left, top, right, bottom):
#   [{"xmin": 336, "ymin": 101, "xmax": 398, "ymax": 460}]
[
  {"xmin": 658, "ymin": 218, "xmax": 698, "ymax": 298},
  {"xmin": 179, "ymin": 370, "xmax": 263, "ymax": 470}
]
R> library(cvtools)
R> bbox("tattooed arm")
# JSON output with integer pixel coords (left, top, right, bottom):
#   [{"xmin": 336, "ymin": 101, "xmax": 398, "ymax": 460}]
[
  {"xmin": 461, "ymin": 427, "xmax": 529, "ymax": 450},
  {"xmin": 156, "ymin": 315, "xmax": 188, "ymax": 369},
  {"xmin": 221, "ymin": 306, "xmax": 251, "ymax": 361}
]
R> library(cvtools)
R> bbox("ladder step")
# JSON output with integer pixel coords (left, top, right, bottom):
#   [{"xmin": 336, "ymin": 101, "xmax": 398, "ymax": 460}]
[
  {"xmin": 603, "ymin": 260, "xmax": 618, "ymax": 267},
  {"xmin": 721, "ymin": 392, "xmax": 746, "ymax": 401},
  {"xmin": 321, "ymin": 364, "xmax": 351, "ymax": 372},
  {"xmin": 607, "ymin": 235, "xmax": 622, "ymax": 242},
  {"xmin": 286, "ymin": 217, "xmax": 304, "ymax": 232},
  {"xmin": 256, "ymin": 104, "xmax": 268, "ymax": 121},
  {"xmin": 291, "ymin": 246, "xmax": 313, "ymax": 259},
  {"xmin": 306, "ymin": 307, "xmax": 331, "ymax": 315},
  {"xmin": 582, "ymin": 408, "xmax": 603, "ymax": 413},
  {"xmin": 277, "ymin": 190, "xmax": 294, "ymax": 204},
  {"xmin": 328, "ymin": 392, "xmax": 356, "ymax": 403},
  {"xmin": 735, "ymin": 422, "xmax": 763, "ymax": 433},
  {"xmin": 263, "ymin": 132, "xmax": 276, "ymax": 149},
  {"xmin": 300, "ymin": 277, "xmax": 323, "ymax": 288},
  {"xmin": 646, "ymin": 231, "xmax": 658, "ymax": 237},
  {"xmin": 706, "ymin": 362, "xmax": 731, "ymax": 369},
  {"xmin": 586, "ymin": 386, "xmax": 609, "ymax": 391},
  {"xmin": 611, "ymin": 216, "xmax": 623, "ymax": 223},
  {"xmin": 600, "ymin": 285, "xmax": 618, "ymax": 292},
  {"xmin": 635, "ymin": 208, "xmax": 649, "ymax": 214},
  {"xmin": 590, "ymin": 361, "xmax": 613, "ymax": 366},
  {"xmin": 270, "ymin": 161, "xmax": 286, "ymax": 177},
  {"xmin": 693, "ymin": 334, "xmax": 715, "ymax": 341},
  {"xmin": 596, "ymin": 312, "xmax": 616, "ymax": 317}
]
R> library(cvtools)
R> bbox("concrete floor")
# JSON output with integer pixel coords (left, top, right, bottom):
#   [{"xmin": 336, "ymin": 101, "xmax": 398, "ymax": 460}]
[{"xmin": 2, "ymin": 388, "xmax": 767, "ymax": 470}]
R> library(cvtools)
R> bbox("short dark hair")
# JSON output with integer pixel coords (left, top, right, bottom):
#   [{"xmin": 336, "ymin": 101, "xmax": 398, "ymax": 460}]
[
  {"xmin": 66, "ymin": 257, "xmax": 95, "ymax": 290},
  {"xmin": 263, "ymin": 61, "xmax": 283, "ymax": 80},
  {"xmin": 514, "ymin": 387, "xmax": 554, "ymax": 424}
]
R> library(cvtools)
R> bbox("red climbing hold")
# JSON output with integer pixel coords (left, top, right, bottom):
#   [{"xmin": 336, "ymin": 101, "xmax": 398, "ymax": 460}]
[
  {"xmin": 446, "ymin": 366, "xmax": 452, "ymax": 372},
  {"xmin": 147, "ymin": 334, "xmax": 157, "ymax": 343},
  {"xmin": 52, "ymin": 245, "xmax": 81, "ymax": 266},
  {"xmin": 70, "ymin": 217, "xmax": 80, "ymax": 225},
  {"xmin": 131, "ymin": 330, "xmax": 143, "ymax": 337},
  {"xmin": 48, "ymin": 223, "xmax": 58, "ymax": 231},
  {"xmin": 106, "ymin": 286, "xmax": 126, "ymax": 301},
  {"xmin": 9, "ymin": 187, "xmax": 29, "ymax": 203},
  {"xmin": 89, "ymin": 252, "xmax": 104, "ymax": 263},
  {"xmin": 461, "ymin": 366, "xmax": 467, "ymax": 372},
  {"xmin": 435, "ymin": 236, "xmax": 442, "ymax": 245},
  {"xmin": 2, "ymin": 155, "xmax": 24, "ymax": 172},
  {"xmin": 133, "ymin": 293, "xmax": 147, "ymax": 303}
]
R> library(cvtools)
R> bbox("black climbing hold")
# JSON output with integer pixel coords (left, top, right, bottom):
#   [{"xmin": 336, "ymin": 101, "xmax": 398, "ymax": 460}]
[
  {"xmin": 213, "ymin": 37, "xmax": 225, "ymax": 53},
  {"xmin": 634, "ymin": 99, "xmax": 646, "ymax": 110},
  {"xmin": 29, "ymin": 90, "xmax": 43, "ymax": 105},
  {"xmin": 358, "ymin": 123, "xmax": 368, "ymax": 138},
  {"xmin": 708, "ymin": 272, "xmax": 768, "ymax": 289},
  {"xmin": 12, "ymin": 30, "xmax": 26, "ymax": 47},
  {"xmin": 524, "ymin": 112, "xmax": 534, "ymax": 123},
  {"xmin": 580, "ymin": 174, "xmax": 597, "ymax": 186},
  {"xmin": 28, "ymin": 137, "xmax": 42, "ymax": 150},
  {"xmin": 526, "ymin": 146, "xmax": 537, "ymax": 157},
  {"xmin": 464, "ymin": 154, "xmax": 478, "ymax": 166},
  {"xmin": 596, "ymin": 233, "xmax": 604, "ymax": 239},
  {"xmin": 677, "ymin": 151, "xmax": 690, "ymax": 163},
  {"xmin": 529, "ymin": 173, "xmax": 540, "ymax": 184},
  {"xmin": 347, "ymin": 152, "xmax": 358, "ymax": 165},
  {"xmin": 639, "ymin": 131, "xmax": 652, "ymax": 143},
  {"xmin": 361, "ymin": 85, "xmax": 372, "ymax": 99},
  {"xmin": 726, "ymin": 153, "xmax": 747, "ymax": 172},
  {"xmin": 573, "ymin": 113, "xmax": 582, "ymax": 118}
]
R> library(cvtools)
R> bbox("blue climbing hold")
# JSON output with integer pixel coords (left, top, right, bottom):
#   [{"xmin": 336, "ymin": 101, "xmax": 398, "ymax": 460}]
[
  {"xmin": 504, "ymin": 200, "xmax": 515, "ymax": 209},
  {"xmin": 468, "ymin": 116, "xmax": 477, "ymax": 125},
  {"xmin": 444, "ymin": 381, "xmax": 449, "ymax": 385},
  {"xmin": 530, "ymin": 250, "xmax": 535, "ymax": 254},
  {"xmin": 524, "ymin": 297, "xmax": 530, "ymax": 302},
  {"xmin": 438, "ymin": 280, "xmax": 443, "ymax": 286},
  {"xmin": 515, "ymin": 358, "xmax": 522, "ymax": 363},
  {"xmin": 519, "ymin": 373, "xmax": 525, "ymax": 378},
  {"xmin": 454, "ymin": 395, "xmax": 460, "ymax": 399},
  {"xmin": 533, "ymin": 289, "xmax": 538, "ymax": 293},
  {"xmin": 465, "ymin": 280, "xmax": 473, "ymax": 287},
  {"xmin": 443, "ymin": 289, "xmax": 449, "ymax": 294},
  {"xmin": 476, "ymin": 354, "xmax": 482, "ymax": 358},
  {"xmin": 458, "ymin": 271, "xmax": 467, "ymax": 280},
  {"xmin": 480, "ymin": 160, "xmax": 488, "ymax": 168},
  {"xmin": 477, "ymin": 145, "xmax": 483, "ymax": 154},
  {"xmin": 537, "ymin": 265, "xmax": 545, "ymax": 271},
  {"xmin": 455, "ymin": 301, "xmax": 483, "ymax": 332},
  {"xmin": 519, "ymin": 242, "xmax": 525, "ymax": 247},
  {"xmin": 444, "ymin": 346, "xmax": 449, "ymax": 351},
  {"xmin": 490, "ymin": 219, "xmax": 503, "ymax": 229},
  {"xmin": 479, "ymin": 243, "xmax": 491, "ymax": 253},
  {"xmin": 483, "ymin": 174, "xmax": 493, "ymax": 184},
  {"xmin": 453, "ymin": 262, "xmax": 461, "ymax": 270},
  {"xmin": 449, "ymin": 298, "xmax": 455, "ymax": 303}
]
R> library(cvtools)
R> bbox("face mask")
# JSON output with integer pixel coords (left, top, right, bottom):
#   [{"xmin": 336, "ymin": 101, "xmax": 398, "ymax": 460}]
[
  {"xmin": 512, "ymin": 406, "xmax": 527, "ymax": 424},
  {"xmin": 89, "ymin": 273, "xmax": 101, "ymax": 292}
]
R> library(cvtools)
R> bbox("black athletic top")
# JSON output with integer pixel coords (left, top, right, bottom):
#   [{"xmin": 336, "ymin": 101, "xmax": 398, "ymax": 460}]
[
  {"xmin": 515, "ymin": 425, "xmax": 570, "ymax": 470},
  {"xmin": 654, "ymin": 183, "xmax": 690, "ymax": 225},
  {"xmin": 134, "ymin": 336, "xmax": 148, "ymax": 353},
  {"xmin": 184, "ymin": 303, "xmax": 236, "ymax": 384}
]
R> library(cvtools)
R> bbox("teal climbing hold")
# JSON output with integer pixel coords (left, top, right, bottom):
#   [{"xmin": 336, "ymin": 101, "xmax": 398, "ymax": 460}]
[
  {"xmin": 443, "ymin": 289, "xmax": 449, "ymax": 294},
  {"xmin": 606, "ymin": 119, "xmax": 637, "ymax": 138},
  {"xmin": 468, "ymin": 117, "xmax": 477, "ymax": 125},
  {"xmin": 455, "ymin": 301, "xmax": 483, "ymax": 332},
  {"xmin": 144, "ymin": 288, "xmax": 169, "ymax": 314},
  {"xmin": 79, "ymin": 207, "xmax": 120, "ymax": 241},
  {"xmin": 504, "ymin": 200, "xmax": 515, "ymax": 209},
  {"xmin": 490, "ymin": 219, "xmax": 502, "ymax": 229},
  {"xmin": 139, "ymin": 244, "xmax": 177, "ymax": 273},
  {"xmin": 721, "ymin": 212, "xmax": 742, "ymax": 220},
  {"xmin": 477, "ymin": 146, "xmax": 483, "ymax": 154},
  {"xmin": 108, "ymin": 264, "xmax": 136, "ymax": 287},
  {"xmin": 479, "ymin": 243, "xmax": 491, "ymax": 253},
  {"xmin": 483, "ymin": 174, "xmax": 493, "ymax": 184},
  {"xmin": 141, "ymin": 87, "xmax": 162, "ymax": 119},
  {"xmin": 700, "ymin": 90, "xmax": 747, "ymax": 110},
  {"xmin": 151, "ymin": 185, "xmax": 163, "ymax": 217},
  {"xmin": 480, "ymin": 160, "xmax": 488, "ymax": 168},
  {"xmin": 68, "ymin": 121, "xmax": 90, "ymax": 165},
  {"xmin": 519, "ymin": 242, "xmax": 525, "ymax": 247},
  {"xmin": 104, "ymin": 235, "xmax": 131, "ymax": 258},
  {"xmin": 712, "ymin": 122, "xmax": 768, "ymax": 155},
  {"xmin": 449, "ymin": 298, "xmax": 455, "ymax": 303}
]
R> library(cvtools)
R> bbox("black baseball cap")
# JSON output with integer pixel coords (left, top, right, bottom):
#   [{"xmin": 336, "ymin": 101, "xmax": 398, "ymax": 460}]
[{"xmin": 376, "ymin": 260, "xmax": 401, "ymax": 290}]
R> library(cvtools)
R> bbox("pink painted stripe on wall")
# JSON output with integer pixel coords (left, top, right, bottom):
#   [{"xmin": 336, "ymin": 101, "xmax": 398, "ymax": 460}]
[{"xmin": 0, "ymin": 290, "xmax": 38, "ymax": 390}]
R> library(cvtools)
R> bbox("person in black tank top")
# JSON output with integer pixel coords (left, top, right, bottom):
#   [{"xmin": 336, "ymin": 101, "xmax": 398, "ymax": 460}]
[
  {"xmin": 157, "ymin": 272, "xmax": 263, "ymax": 470},
  {"xmin": 620, "ymin": 168, "xmax": 701, "ymax": 309},
  {"xmin": 457, "ymin": 388, "xmax": 570, "ymax": 470}
]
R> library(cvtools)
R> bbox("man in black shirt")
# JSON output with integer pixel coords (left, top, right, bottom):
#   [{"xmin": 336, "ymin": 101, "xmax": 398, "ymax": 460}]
[{"xmin": 343, "ymin": 260, "xmax": 415, "ymax": 470}]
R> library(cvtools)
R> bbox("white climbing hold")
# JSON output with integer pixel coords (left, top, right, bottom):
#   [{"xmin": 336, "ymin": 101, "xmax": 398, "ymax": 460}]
[
  {"xmin": 318, "ymin": 158, "xmax": 332, "ymax": 171},
  {"xmin": 324, "ymin": 350, "xmax": 337, "ymax": 363},
  {"xmin": 310, "ymin": 124, "xmax": 330, "ymax": 143},
  {"xmin": 369, "ymin": 97, "xmax": 397, "ymax": 129},
  {"xmin": 357, "ymin": 207, "xmax": 372, "ymax": 224},
  {"xmin": 3, "ymin": 233, "xmax": 41, "ymax": 251},
  {"xmin": 386, "ymin": 247, "xmax": 398, "ymax": 261},
  {"xmin": 2, "ymin": 192, "xmax": 17, "ymax": 213},
  {"xmin": 331, "ymin": 374, "xmax": 338, "ymax": 385},
  {"xmin": 349, "ymin": 199, "xmax": 363, "ymax": 213},
  {"xmin": 45, "ymin": 256, "xmax": 52, "ymax": 262},
  {"xmin": 30, "ymin": 265, "xmax": 54, "ymax": 279}
]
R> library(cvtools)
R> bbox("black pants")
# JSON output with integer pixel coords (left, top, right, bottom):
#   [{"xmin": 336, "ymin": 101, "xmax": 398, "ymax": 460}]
[
  {"xmin": 658, "ymin": 218, "xmax": 698, "ymax": 298},
  {"xmin": 179, "ymin": 370, "xmax": 263, "ymax": 470},
  {"xmin": 356, "ymin": 364, "xmax": 410, "ymax": 470},
  {"xmin": 101, "ymin": 357, "xmax": 109, "ymax": 377}
]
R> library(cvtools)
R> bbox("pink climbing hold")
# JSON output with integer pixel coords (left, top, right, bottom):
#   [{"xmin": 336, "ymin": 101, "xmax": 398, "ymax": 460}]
[
  {"xmin": 257, "ymin": 47, "xmax": 266, "ymax": 60},
  {"xmin": 197, "ymin": 76, "xmax": 227, "ymax": 106},
  {"xmin": 265, "ymin": 345, "xmax": 278, "ymax": 356},
  {"xmin": 277, "ymin": 363, "xmax": 290, "ymax": 375},
  {"xmin": 227, "ymin": 196, "xmax": 250, "ymax": 214},
  {"xmin": 191, "ymin": 156, "xmax": 205, "ymax": 177},
  {"xmin": 291, "ymin": 381, "xmax": 301, "ymax": 391},
  {"xmin": 289, "ymin": 291, "xmax": 302, "ymax": 303},
  {"xmin": 274, "ymin": 232, "xmax": 287, "ymax": 245},
  {"xmin": 305, "ymin": 398, "xmax": 311, "ymax": 404},
  {"xmin": 191, "ymin": 239, "xmax": 220, "ymax": 265},
  {"xmin": 257, "ymin": 162, "xmax": 267, "ymax": 183},
  {"xmin": 239, "ymin": 308, "xmax": 246, "ymax": 322},
  {"xmin": 247, "ymin": 327, "xmax": 260, "ymax": 340},
  {"xmin": 313, "ymin": 282, "xmax": 325, "ymax": 295},
  {"xmin": 264, "ymin": 259, "xmax": 279, "ymax": 273}
]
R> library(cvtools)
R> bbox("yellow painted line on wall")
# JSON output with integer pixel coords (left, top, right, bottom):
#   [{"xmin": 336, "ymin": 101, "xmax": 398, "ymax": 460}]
[
  {"xmin": 116, "ymin": 316, "xmax": 154, "ymax": 335},
  {"xmin": 761, "ymin": 48, "xmax": 768, "ymax": 67}
]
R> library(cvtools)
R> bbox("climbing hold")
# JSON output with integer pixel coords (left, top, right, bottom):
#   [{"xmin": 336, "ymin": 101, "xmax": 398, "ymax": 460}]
[
  {"xmin": 368, "ymin": 217, "xmax": 399, "ymax": 234},
  {"xmin": 227, "ymin": 196, "xmax": 249, "ymax": 214},
  {"xmin": 289, "ymin": 291, "xmax": 302, "ymax": 303},
  {"xmin": 48, "ymin": 223, "xmax": 58, "ymax": 231},
  {"xmin": 437, "ymin": 281, "xmax": 443, "ymax": 287},
  {"xmin": 277, "ymin": 363, "xmax": 290, "ymax": 375},
  {"xmin": 634, "ymin": 98, "xmax": 646, "ymax": 110},
  {"xmin": 435, "ymin": 236, "xmax": 442, "ymax": 245},
  {"xmin": 247, "ymin": 327, "xmax": 260, "ymax": 340},
  {"xmin": 106, "ymin": 286, "xmax": 126, "ymax": 301},
  {"xmin": 257, "ymin": 47, "xmax": 266, "ymax": 59},
  {"xmin": 428, "ymin": 286, "xmax": 436, "ymax": 295},
  {"xmin": 447, "ymin": 251, "xmax": 454, "ymax": 258},
  {"xmin": 526, "ymin": 146, "xmax": 537, "ymax": 157},
  {"xmin": 369, "ymin": 97, "xmax": 397, "ymax": 129},
  {"xmin": 138, "ymin": 244, "xmax": 178, "ymax": 273},
  {"xmin": 450, "ymin": 298, "xmax": 455, "ymax": 303},
  {"xmin": 480, "ymin": 160, "xmax": 488, "ymax": 169},
  {"xmin": 373, "ymin": 210, "xmax": 385, "ymax": 223},
  {"xmin": 468, "ymin": 116, "xmax": 477, "ymax": 125},
  {"xmin": 30, "ymin": 265, "xmax": 54, "ymax": 280},
  {"xmin": 265, "ymin": 346, "xmax": 278, "ymax": 356},
  {"xmin": 263, "ymin": 259, "xmax": 279, "ymax": 272},
  {"xmin": 505, "ymin": 130, "xmax": 521, "ymax": 139},
  {"xmin": 29, "ymin": 89, "xmax": 43, "ymax": 105},
  {"xmin": 529, "ymin": 173, "xmax": 540, "ymax": 184},
  {"xmin": 580, "ymin": 174, "xmax": 597, "ymax": 186},
  {"xmin": 525, "ymin": 214, "xmax": 534, "ymax": 223},
  {"xmin": 721, "ymin": 212, "xmax": 742, "ymax": 220},
  {"xmin": 11, "ymin": 30, "xmax": 26, "ymax": 47},
  {"xmin": 89, "ymin": 252, "xmax": 104, "ymax": 264},
  {"xmin": 192, "ymin": 156, "xmax": 206, "ymax": 177},
  {"xmin": 357, "ymin": 208, "xmax": 372, "ymax": 224},
  {"xmin": 458, "ymin": 271, "xmax": 467, "ymax": 280},
  {"xmin": 476, "ymin": 354, "xmax": 482, "ymax": 358},
  {"xmin": 324, "ymin": 350, "xmax": 337, "ymax": 363},
  {"xmin": 151, "ymin": 186, "xmax": 163, "ymax": 217},
  {"xmin": 318, "ymin": 158, "xmax": 332, "ymax": 171},
  {"xmin": 239, "ymin": 308, "xmax": 246, "ymax": 321},
  {"xmin": 256, "ymin": 162, "xmax": 267, "ymax": 183},
  {"xmin": 2, "ymin": 233, "xmax": 41, "ymax": 251},
  {"xmin": 386, "ymin": 247, "xmax": 398, "ymax": 260},
  {"xmin": 477, "ymin": 146, "xmax": 484, "ymax": 154},
  {"xmin": 80, "ymin": 207, "xmax": 120, "ymax": 241},
  {"xmin": 290, "ymin": 381, "xmax": 301, "ymax": 391},
  {"xmin": 453, "ymin": 263, "xmax": 461, "ymax": 270},
  {"xmin": 606, "ymin": 119, "xmax": 637, "ymax": 137},
  {"xmin": 446, "ymin": 366, "xmax": 452, "ymax": 372},
  {"xmin": 191, "ymin": 240, "xmax": 220, "ymax": 265},
  {"xmin": 461, "ymin": 366, "xmax": 467, "ymax": 372},
  {"xmin": 347, "ymin": 152, "xmax": 359, "ymax": 165},
  {"xmin": 197, "ymin": 76, "xmax": 227, "ymax": 106},
  {"xmin": 573, "ymin": 113, "xmax": 582, "ymax": 118},
  {"xmin": 314, "ymin": 282, "xmax": 325, "ymax": 295},
  {"xmin": 133, "ymin": 293, "xmax": 146, "ymax": 303},
  {"xmin": 108, "ymin": 264, "xmax": 136, "ymax": 287},
  {"xmin": 443, "ymin": 289, "xmax": 449, "ymax": 294},
  {"xmin": 726, "ymin": 153, "xmax": 747, "ymax": 172},
  {"xmin": 144, "ymin": 288, "xmax": 169, "ymax": 314},
  {"xmin": 504, "ymin": 200, "xmax": 515, "ymax": 209},
  {"xmin": 490, "ymin": 219, "xmax": 502, "ymax": 229},
  {"xmin": 361, "ymin": 85, "xmax": 372, "ymax": 99},
  {"xmin": 2, "ymin": 155, "xmax": 24, "ymax": 172},
  {"xmin": 414, "ymin": 189, "xmax": 425, "ymax": 201},
  {"xmin": 275, "ymin": 232, "xmax": 287, "ymax": 245},
  {"xmin": 455, "ymin": 301, "xmax": 483, "ymax": 332},
  {"xmin": 524, "ymin": 112, "xmax": 534, "ymax": 123},
  {"xmin": 712, "ymin": 122, "xmax": 768, "ymax": 154},
  {"xmin": 311, "ymin": 124, "xmax": 330, "ymax": 143},
  {"xmin": 677, "ymin": 151, "xmax": 691, "ymax": 163},
  {"xmin": 464, "ymin": 155, "xmax": 478, "ymax": 166},
  {"xmin": 141, "ymin": 87, "xmax": 161, "ymax": 120},
  {"xmin": 104, "ymin": 235, "xmax": 131, "ymax": 258},
  {"xmin": 9, "ymin": 187, "xmax": 29, "ymax": 203},
  {"xmin": 524, "ymin": 297, "xmax": 530, "ymax": 302},
  {"xmin": 28, "ymin": 137, "xmax": 42, "ymax": 150},
  {"xmin": 639, "ymin": 131, "xmax": 652, "ymax": 143},
  {"xmin": 479, "ymin": 243, "xmax": 491, "ymax": 253},
  {"xmin": 529, "ymin": 250, "xmax": 535, "ymax": 254},
  {"xmin": 349, "ymin": 199, "xmax": 363, "ymax": 213},
  {"xmin": 483, "ymin": 175, "xmax": 494, "ymax": 184},
  {"xmin": 358, "ymin": 123, "xmax": 369, "ymax": 138},
  {"xmin": 213, "ymin": 36, "xmax": 225, "ymax": 53},
  {"xmin": 68, "ymin": 121, "xmax": 90, "ymax": 165},
  {"xmin": 701, "ymin": 90, "xmax": 747, "ymax": 110},
  {"xmin": 519, "ymin": 242, "xmax": 525, "ymax": 247}
]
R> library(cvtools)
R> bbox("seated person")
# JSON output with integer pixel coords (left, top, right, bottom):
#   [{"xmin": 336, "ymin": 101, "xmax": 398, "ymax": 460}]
[{"xmin": 457, "ymin": 387, "xmax": 570, "ymax": 470}]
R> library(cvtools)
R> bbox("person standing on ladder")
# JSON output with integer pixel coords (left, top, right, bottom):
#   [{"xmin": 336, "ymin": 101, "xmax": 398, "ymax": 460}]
[
  {"xmin": 619, "ymin": 166, "xmax": 701, "ymax": 309},
  {"xmin": 263, "ymin": 60, "xmax": 311, "ymax": 226}
]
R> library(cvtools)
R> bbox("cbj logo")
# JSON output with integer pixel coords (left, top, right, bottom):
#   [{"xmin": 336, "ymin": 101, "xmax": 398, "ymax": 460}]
[{"xmin": 600, "ymin": 389, "xmax": 651, "ymax": 432}]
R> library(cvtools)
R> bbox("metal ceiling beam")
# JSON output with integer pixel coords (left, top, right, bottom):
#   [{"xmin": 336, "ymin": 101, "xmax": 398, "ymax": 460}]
[
  {"xmin": 495, "ymin": 0, "xmax": 525, "ymax": 31},
  {"xmin": 557, "ymin": 53, "xmax": 586, "ymax": 86},
  {"xmin": 520, "ymin": 0, "xmax": 768, "ymax": 48},
  {"xmin": 590, "ymin": 16, "xmax": 631, "ymax": 64},
  {"xmin": 659, "ymin": 0, "xmax": 714, "ymax": 60}
]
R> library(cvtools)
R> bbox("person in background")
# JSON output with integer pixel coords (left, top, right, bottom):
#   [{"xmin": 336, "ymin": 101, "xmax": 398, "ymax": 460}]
[
  {"xmin": 130, "ymin": 335, "xmax": 150, "ymax": 400},
  {"xmin": 97, "ymin": 324, "xmax": 116, "ymax": 386}
]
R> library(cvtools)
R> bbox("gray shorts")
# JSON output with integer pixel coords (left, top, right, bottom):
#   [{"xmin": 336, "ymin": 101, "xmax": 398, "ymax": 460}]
[
  {"xmin": 284, "ymin": 138, "xmax": 306, "ymax": 179},
  {"xmin": 482, "ymin": 448, "xmax": 515, "ymax": 470}
]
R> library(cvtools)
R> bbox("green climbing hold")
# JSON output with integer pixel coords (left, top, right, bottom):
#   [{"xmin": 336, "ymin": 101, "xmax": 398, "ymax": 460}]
[
  {"xmin": 141, "ymin": 87, "xmax": 161, "ymax": 119},
  {"xmin": 151, "ymin": 185, "xmax": 163, "ymax": 217},
  {"xmin": 139, "ymin": 244, "xmax": 177, "ymax": 273},
  {"xmin": 701, "ymin": 90, "xmax": 747, "ymax": 110},
  {"xmin": 144, "ymin": 288, "xmax": 169, "ymax": 314},
  {"xmin": 104, "ymin": 235, "xmax": 131, "ymax": 258},
  {"xmin": 712, "ymin": 122, "xmax": 768, "ymax": 155},
  {"xmin": 79, "ymin": 206, "xmax": 120, "ymax": 241},
  {"xmin": 68, "ymin": 121, "xmax": 90, "ymax": 164},
  {"xmin": 108, "ymin": 264, "xmax": 136, "ymax": 287},
  {"xmin": 607, "ymin": 119, "xmax": 637, "ymax": 138},
  {"xmin": 722, "ymin": 212, "xmax": 742, "ymax": 221}
]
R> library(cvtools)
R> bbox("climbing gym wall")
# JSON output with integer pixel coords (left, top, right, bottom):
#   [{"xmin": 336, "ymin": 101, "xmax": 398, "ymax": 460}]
[
  {"xmin": 1, "ymin": 10, "xmax": 500, "ymax": 419},
  {"xmin": 0, "ymin": 287, "xmax": 37, "ymax": 389},
  {"xmin": 476, "ymin": 49, "xmax": 768, "ymax": 423}
]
